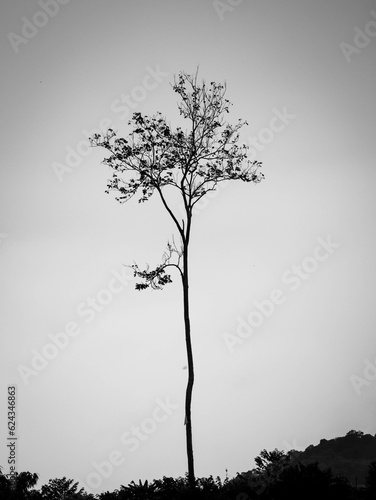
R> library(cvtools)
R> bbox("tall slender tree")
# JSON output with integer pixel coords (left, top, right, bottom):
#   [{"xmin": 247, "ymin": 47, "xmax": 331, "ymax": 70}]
[{"xmin": 91, "ymin": 70, "xmax": 264, "ymax": 486}]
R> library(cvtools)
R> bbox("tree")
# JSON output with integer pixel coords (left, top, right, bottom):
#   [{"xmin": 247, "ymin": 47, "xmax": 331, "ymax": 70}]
[
  {"xmin": 251, "ymin": 448, "xmax": 290, "ymax": 495},
  {"xmin": 121, "ymin": 479, "xmax": 157, "ymax": 499},
  {"xmin": 40, "ymin": 477, "xmax": 85, "ymax": 499},
  {"xmin": 91, "ymin": 69, "xmax": 264, "ymax": 486},
  {"xmin": 346, "ymin": 430, "xmax": 364, "ymax": 438},
  {"xmin": 254, "ymin": 449, "xmax": 290, "ymax": 474},
  {"xmin": 0, "ymin": 470, "xmax": 40, "ymax": 500}
]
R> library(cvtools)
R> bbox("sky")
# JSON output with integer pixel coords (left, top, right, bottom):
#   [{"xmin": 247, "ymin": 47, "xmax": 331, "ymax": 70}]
[{"xmin": 1, "ymin": 0, "xmax": 376, "ymax": 494}]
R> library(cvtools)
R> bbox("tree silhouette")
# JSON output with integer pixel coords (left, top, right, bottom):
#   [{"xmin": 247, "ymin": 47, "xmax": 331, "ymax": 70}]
[
  {"xmin": 91, "ymin": 69, "xmax": 264, "ymax": 486},
  {"xmin": 121, "ymin": 479, "xmax": 157, "ymax": 499},
  {"xmin": 242, "ymin": 448, "xmax": 291, "ymax": 495},
  {"xmin": 0, "ymin": 469, "xmax": 40, "ymax": 500},
  {"xmin": 40, "ymin": 477, "xmax": 86, "ymax": 499}
]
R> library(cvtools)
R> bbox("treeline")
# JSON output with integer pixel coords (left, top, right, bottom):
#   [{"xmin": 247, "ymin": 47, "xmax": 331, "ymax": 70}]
[
  {"xmin": 1, "ymin": 461, "xmax": 375, "ymax": 499},
  {"xmin": 1, "ymin": 431, "xmax": 375, "ymax": 499}
]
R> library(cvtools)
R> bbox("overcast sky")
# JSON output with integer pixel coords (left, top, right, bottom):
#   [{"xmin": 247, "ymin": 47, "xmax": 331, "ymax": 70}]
[{"xmin": 1, "ymin": 0, "xmax": 376, "ymax": 494}]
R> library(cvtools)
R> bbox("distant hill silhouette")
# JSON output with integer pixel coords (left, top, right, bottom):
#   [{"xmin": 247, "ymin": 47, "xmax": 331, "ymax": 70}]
[{"xmin": 290, "ymin": 430, "xmax": 376, "ymax": 486}]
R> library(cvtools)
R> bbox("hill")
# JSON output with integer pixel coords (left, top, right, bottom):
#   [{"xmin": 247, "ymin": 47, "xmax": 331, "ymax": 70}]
[{"xmin": 291, "ymin": 430, "xmax": 376, "ymax": 486}]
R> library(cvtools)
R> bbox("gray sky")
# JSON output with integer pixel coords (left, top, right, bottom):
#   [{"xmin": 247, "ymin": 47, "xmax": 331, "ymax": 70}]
[{"xmin": 1, "ymin": 0, "xmax": 376, "ymax": 494}]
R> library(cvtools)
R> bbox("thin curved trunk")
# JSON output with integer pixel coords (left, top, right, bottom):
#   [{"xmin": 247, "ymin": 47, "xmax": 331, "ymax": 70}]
[{"xmin": 182, "ymin": 235, "xmax": 195, "ymax": 487}]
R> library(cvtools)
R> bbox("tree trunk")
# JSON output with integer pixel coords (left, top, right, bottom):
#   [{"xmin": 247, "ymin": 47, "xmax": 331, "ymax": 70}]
[{"xmin": 182, "ymin": 242, "xmax": 195, "ymax": 487}]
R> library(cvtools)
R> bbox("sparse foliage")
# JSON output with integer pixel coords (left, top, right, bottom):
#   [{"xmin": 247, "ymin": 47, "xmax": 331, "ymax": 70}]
[{"xmin": 91, "ymin": 69, "xmax": 264, "ymax": 486}]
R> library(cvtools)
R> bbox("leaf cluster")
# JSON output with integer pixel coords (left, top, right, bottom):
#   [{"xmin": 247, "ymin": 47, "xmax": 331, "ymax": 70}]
[
  {"xmin": 90, "ymin": 71, "xmax": 263, "ymax": 211},
  {"xmin": 129, "ymin": 240, "xmax": 182, "ymax": 291},
  {"xmin": 131, "ymin": 264, "xmax": 173, "ymax": 291}
]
